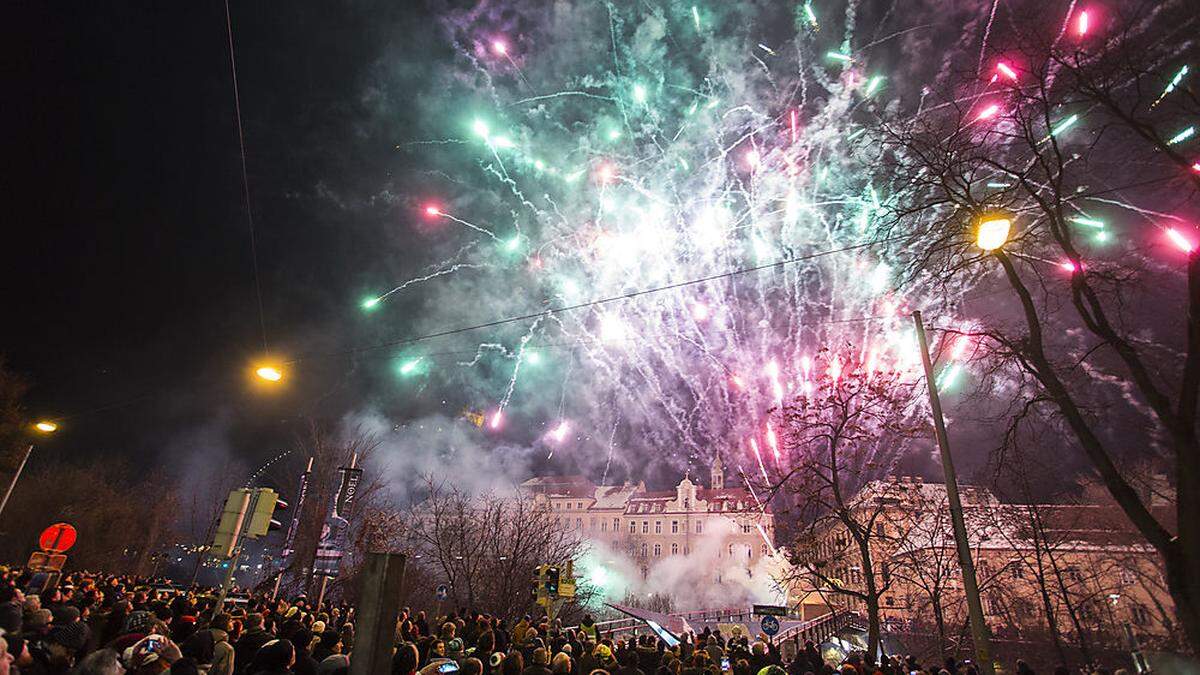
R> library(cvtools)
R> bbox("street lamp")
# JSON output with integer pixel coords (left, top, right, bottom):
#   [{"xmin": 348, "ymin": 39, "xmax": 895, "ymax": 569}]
[
  {"xmin": 1, "ymin": 419, "xmax": 60, "ymax": 518},
  {"xmin": 255, "ymin": 365, "xmax": 284, "ymax": 382},
  {"xmin": 975, "ymin": 213, "xmax": 1014, "ymax": 251}
]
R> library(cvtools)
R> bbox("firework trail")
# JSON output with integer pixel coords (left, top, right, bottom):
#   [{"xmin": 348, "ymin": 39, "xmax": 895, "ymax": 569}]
[{"xmin": 367, "ymin": 0, "xmax": 993, "ymax": 475}]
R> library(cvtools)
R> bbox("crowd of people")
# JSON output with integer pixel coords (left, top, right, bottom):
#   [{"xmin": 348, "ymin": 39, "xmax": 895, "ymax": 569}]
[{"xmin": 0, "ymin": 569, "xmax": 1133, "ymax": 675}]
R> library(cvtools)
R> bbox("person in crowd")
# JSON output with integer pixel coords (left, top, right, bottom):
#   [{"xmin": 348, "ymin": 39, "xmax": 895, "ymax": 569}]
[
  {"xmin": 73, "ymin": 648, "xmax": 124, "ymax": 675},
  {"xmin": 523, "ymin": 648, "xmax": 555, "ymax": 675},
  {"xmin": 394, "ymin": 642, "xmax": 421, "ymax": 675},
  {"xmin": 246, "ymin": 639, "xmax": 295, "ymax": 675},
  {"xmin": 234, "ymin": 613, "xmax": 274, "ymax": 673}
]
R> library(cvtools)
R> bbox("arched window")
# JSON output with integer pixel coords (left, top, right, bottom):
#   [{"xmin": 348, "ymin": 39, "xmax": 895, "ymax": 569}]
[{"xmin": 671, "ymin": 543, "xmax": 679, "ymax": 555}]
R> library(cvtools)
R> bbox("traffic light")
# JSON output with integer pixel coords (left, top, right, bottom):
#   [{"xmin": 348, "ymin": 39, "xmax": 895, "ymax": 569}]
[
  {"xmin": 532, "ymin": 565, "xmax": 545, "ymax": 598},
  {"xmin": 545, "ymin": 566, "xmax": 560, "ymax": 596},
  {"xmin": 247, "ymin": 488, "xmax": 288, "ymax": 537},
  {"xmin": 211, "ymin": 489, "xmax": 253, "ymax": 559}
]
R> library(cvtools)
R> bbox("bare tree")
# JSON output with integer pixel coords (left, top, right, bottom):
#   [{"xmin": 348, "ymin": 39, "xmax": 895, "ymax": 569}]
[
  {"xmin": 276, "ymin": 420, "xmax": 383, "ymax": 599},
  {"xmin": 373, "ymin": 476, "xmax": 593, "ymax": 622},
  {"xmin": 767, "ymin": 350, "xmax": 923, "ymax": 659},
  {"xmin": 876, "ymin": 0, "xmax": 1199, "ymax": 647}
]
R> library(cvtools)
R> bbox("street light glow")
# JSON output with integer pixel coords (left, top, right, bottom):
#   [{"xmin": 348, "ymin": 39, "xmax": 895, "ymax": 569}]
[
  {"xmin": 975, "ymin": 215, "xmax": 1013, "ymax": 251},
  {"xmin": 255, "ymin": 366, "xmax": 284, "ymax": 382},
  {"xmin": 34, "ymin": 421, "xmax": 58, "ymax": 433}
]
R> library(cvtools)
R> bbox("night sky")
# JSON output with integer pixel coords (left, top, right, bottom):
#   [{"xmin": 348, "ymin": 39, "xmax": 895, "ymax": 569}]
[
  {"xmin": 4, "ymin": 0, "xmax": 1104, "ymax": 493},
  {"xmin": 5, "ymin": 2, "xmax": 444, "ymax": 468}
]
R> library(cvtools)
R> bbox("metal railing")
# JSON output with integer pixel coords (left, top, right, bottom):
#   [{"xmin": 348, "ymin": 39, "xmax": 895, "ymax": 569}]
[{"xmin": 776, "ymin": 610, "xmax": 862, "ymax": 643}]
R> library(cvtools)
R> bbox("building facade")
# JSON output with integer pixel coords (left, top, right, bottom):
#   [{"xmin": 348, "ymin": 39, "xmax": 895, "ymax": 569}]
[
  {"xmin": 790, "ymin": 476, "xmax": 1178, "ymax": 648},
  {"xmin": 520, "ymin": 458, "xmax": 776, "ymax": 582}
]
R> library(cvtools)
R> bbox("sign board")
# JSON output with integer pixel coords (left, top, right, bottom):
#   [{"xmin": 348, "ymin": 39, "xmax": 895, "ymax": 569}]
[
  {"xmin": 26, "ymin": 551, "xmax": 68, "ymax": 572},
  {"xmin": 38, "ymin": 523, "xmax": 77, "ymax": 553},
  {"xmin": 753, "ymin": 604, "xmax": 787, "ymax": 617},
  {"xmin": 760, "ymin": 615, "xmax": 780, "ymax": 637},
  {"xmin": 435, "ymin": 584, "xmax": 449, "ymax": 601}
]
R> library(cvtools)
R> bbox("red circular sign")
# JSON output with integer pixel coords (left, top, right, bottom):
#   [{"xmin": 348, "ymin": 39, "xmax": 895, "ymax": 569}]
[{"xmin": 39, "ymin": 523, "xmax": 76, "ymax": 553}]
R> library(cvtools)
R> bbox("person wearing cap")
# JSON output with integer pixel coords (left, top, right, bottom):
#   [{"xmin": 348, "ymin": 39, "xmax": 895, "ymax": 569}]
[
  {"xmin": 24, "ymin": 620, "xmax": 89, "ymax": 674},
  {"xmin": 245, "ymin": 639, "xmax": 294, "ymax": 675},
  {"xmin": 522, "ymin": 648, "xmax": 553, "ymax": 675}
]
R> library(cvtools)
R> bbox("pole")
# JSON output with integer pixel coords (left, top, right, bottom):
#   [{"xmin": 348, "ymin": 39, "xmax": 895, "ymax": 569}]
[
  {"xmin": 315, "ymin": 574, "xmax": 330, "ymax": 611},
  {"xmin": 0, "ymin": 444, "xmax": 34, "ymax": 519},
  {"xmin": 213, "ymin": 489, "xmax": 259, "ymax": 617},
  {"xmin": 912, "ymin": 311, "xmax": 995, "ymax": 675},
  {"xmin": 348, "ymin": 552, "xmax": 406, "ymax": 675}
]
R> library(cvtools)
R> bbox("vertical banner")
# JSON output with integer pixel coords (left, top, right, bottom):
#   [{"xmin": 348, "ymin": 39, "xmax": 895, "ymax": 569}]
[
  {"xmin": 280, "ymin": 464, "xmax": 311, "ymax": 560},
  {"xmin": 313, "ymin": 466, "xmax": 363, "ymax": 577}
]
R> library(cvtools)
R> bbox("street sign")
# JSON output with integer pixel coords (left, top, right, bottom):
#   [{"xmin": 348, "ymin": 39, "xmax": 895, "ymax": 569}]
[
  {"xmin": 38, "ymin": 523, "xmax": 77, "ymax": 553},
  {"xmin": 435, "ymin": 584, "xmax": 449, "ymax": 601},
  {"xmin": 760, "ymin": 615, "xmax": 780, "ymax": 637},
  {"xmin": 26, "ymin": 551, "xmax": 67, "ymax": 572},
  {"xmin": 753, "ymin": 604, "xmax": 787, "ymax": 617}
]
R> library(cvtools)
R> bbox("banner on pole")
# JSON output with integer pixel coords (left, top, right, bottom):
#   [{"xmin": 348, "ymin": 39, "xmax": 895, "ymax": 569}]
[
  {"xmin": 313, "ymin": 466, "xmax": 363, "ymax": 577},
  {"xmin": 280, "ymin": 467, "xmax": 311, "ymax": 559}
]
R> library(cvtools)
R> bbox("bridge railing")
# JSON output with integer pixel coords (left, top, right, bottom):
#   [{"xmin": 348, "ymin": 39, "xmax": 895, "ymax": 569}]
[{"xmin": 775, "ymin": 610, "xmax": 863, "ymax": 643}]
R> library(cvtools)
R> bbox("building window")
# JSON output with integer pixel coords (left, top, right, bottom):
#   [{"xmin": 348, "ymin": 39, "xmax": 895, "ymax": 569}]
[
  {"xmin": 885, "ymin": 596, "xmax": 895, "ymax": 607},
  {"xmin": 641, "ymin": 543, "xmax": 647, "ymax": 557},
  {"xmin": 655, "ymin": 521, "xmax": 662, "ymax": 534},
  {"xmin": 671, "ymin": 543, "xmax": 679, "ymax": 555},
  {"xmin": 601, "ymin": 521, "xmax": 607, "ymax": 532},
  {"xmin": 742, "ymin": 524, "xmax": 752, "ymax": 534},
  {"xmin": 612, "ymin": 539, "xmax": 619, "ymax": 549},
  {"xmin": 613, "ymin": 518, "xmax": 619, "ymax": 531},
  {"xmin": 1010, "ymin": 563, "xmax": 1024, "ymax": 580},
  {"xmin": 728, "ymin": 544, "xmax": 734, "ymax": 556},
  {"xmin": 642, "ymin": 521, "xmax": 649, "ymax": 534},
  {"xmin": 747, "ymin": 546, "xmax": 752, "ymax": 559},
  {"xmin": 577, "ymin": 502, "xmax": 583, "ymax": 509},
  {"xmin": 684, "ymin": 546, "xmax": 690, "ymax": 556},
  {"xmin": 672, "ymin": 520, "xmax": 679, "ymax": 534},
  {"xmin": 630, "ymin": 521, "xmax": 636, "ymax": 534},
  {"xmin": 555, "ymin": 502, "xmax": 561, "ymax": 510},
  {"xmin": 654, "ymin": 544, "xmax": 661, "ymax": 556},
  {"xmin": 576, "ymin": 518, "xmax": 582, "ymax": 529},
  {"xmin": 761, "ymin": 544, "xmax": 769, "ymax": 557},
  {"xmin": 696, "ymin": 521, "xmax": 703, "ymax": 534}
]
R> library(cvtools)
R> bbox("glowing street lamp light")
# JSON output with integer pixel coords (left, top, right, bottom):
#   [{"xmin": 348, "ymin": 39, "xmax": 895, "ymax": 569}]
[
  {"xmin": 255, "ymin": 366, "xmax": 284, "ymax": 382},
  {"xmin": 33, "ymin": 421, "xmax": 58, "ymax": 434},
  {"xmin": 975, "ymin": 213, "xmax": 1014, "ymax": 251}
]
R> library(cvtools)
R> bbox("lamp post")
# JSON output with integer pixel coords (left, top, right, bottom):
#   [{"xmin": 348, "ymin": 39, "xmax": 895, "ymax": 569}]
[
  {"xmin": 0, "ymin": 420, "xmax": 59, "ymax": 519},
  {"xmin": 908, "ymin": 211, "xmax": 1012, "ymax": 675}
]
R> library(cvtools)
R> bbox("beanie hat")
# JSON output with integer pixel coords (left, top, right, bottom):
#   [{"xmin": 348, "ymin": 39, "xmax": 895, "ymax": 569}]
[
  {"xmin": 124, "ymin": 610, "xmax": 155, "ymax": 635},
  {"xmin": 47, "ymin": 621, "xmax": 89, "ymax": 652}
]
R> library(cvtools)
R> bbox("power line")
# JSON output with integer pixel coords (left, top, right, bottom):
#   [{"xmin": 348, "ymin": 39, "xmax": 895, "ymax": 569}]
[
  {"xmin": 49, "ymin": 237, "xmax": 898, "ymax": 422},
  {"xmin": 290, "ymin": 237, "xmax": 896, "ymax": 364},
  {"xmin": 224, "ymin": 0, "xmax": 269, "ymax": 354}
]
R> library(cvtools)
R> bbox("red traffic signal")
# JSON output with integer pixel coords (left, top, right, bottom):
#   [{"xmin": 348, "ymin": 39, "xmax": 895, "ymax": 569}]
[{"xmin": 269, "ymin": 497, "xmax": 289, "ymax": 531}]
